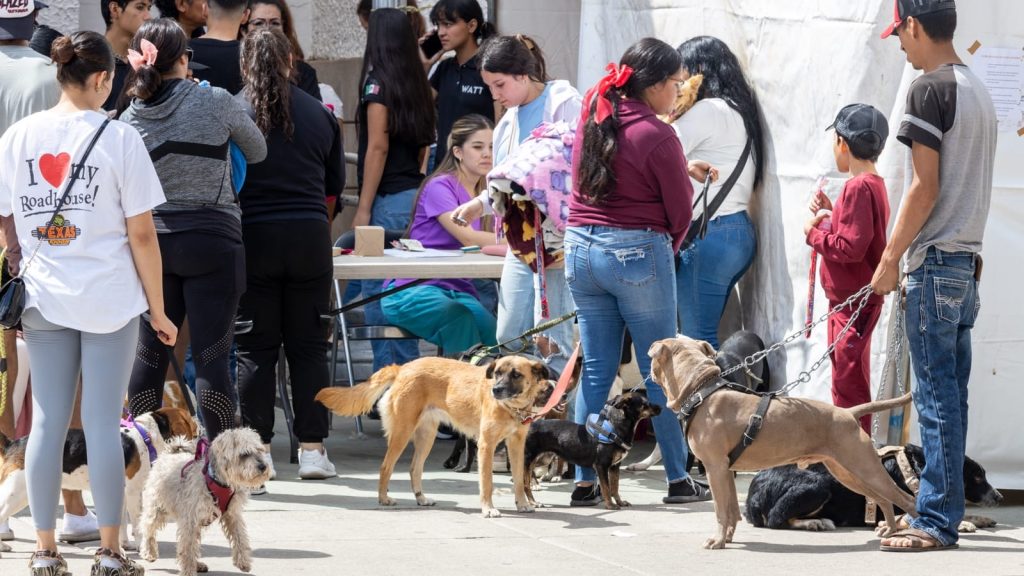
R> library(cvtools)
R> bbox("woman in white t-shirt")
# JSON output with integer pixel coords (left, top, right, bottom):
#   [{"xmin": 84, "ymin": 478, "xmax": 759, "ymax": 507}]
[
  {"xmin": 0, "ymin": 31, "xmax": 175, "ymax": 576},
  {"xmin": 672, "ymin": 36, "xmax": 765, "ymax": 349}
]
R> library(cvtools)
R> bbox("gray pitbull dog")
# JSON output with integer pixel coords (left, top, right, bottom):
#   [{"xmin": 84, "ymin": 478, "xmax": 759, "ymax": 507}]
[{"xmin": 648, "ymin": 336, "xmax": 917, "ymax": 549}]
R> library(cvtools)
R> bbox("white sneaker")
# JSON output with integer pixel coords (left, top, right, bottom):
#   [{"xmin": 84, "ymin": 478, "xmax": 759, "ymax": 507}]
[
  {"xmin": 58, "ymin": 508, "xmax": 100, "ymax": 543},
  {"xmin": 297, "ymin": 447, "xmax": 337, "ymax": 480},
  {"xmin": 262, "ymin": 448, "xmax": 277, "ymax": 481},
  {"xmin": 0, "ymin": 519, "xmax": 13, "ymax": 541}
]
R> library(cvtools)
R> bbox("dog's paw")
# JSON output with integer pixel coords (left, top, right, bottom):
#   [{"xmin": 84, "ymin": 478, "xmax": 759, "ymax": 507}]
[
  {"xmin": 616, "ymin": 499, "xmax": 632, "ymax": 508},
  {"xmin": 482, "ymin": 507, "xmax": 502, "ymax": 518},
  {"xmin": 604, "ymin": 502, "xmax": 621, "ymax": 510},
  {"xmin": 233, "ymin": 558, "xmax": 252, "ymax": 572},
  {"xmin": 379, "ymin": 496, "xmax": 398, "ymax": 507},
  {"xmin": 122, "ymin": 539, "xmax": 138, "ymax": 551},
  {"xmin": 962, "ymin": 515, "xmax": 997, "ymax": 530},
  {"xmin": 702, "ymin": 537, "xmax": 727, "ymax": 550},
  {"xmin": 874, "ymin": 523, "xmax": 899, "ymax": 537},
  {"xmin": 958, "ymin": 520, "xmax": 978, "ymax": 533},
  {"xmin": 624, "ymin": 462, "xmax": 650, "ymax": 472},
  {"xmin": 415, "ymin": 495, "xmax": 436, "ymax": 507},
  {"xmin": 516, "ymin": 502, "xmax": 535, "ymax": 513},
  {"xmin": 197, "ymin": 560, "xmax": 209, "ymax": 573},
  {"xmin": 442, "ymin": 456, "xmax": 459, "ymax": 469},
  {"xmin": 806, "ymin": 519, "xmax": 835, "ymax": 531}
]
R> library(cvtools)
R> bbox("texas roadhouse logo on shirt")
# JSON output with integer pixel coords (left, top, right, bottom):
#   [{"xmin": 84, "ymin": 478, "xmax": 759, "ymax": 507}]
[{"xmin": 18, "ymin": 151, "xmax": 102, "ymax": 246}]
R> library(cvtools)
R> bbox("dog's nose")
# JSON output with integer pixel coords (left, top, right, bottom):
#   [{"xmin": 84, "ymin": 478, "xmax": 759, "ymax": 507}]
[{"xmin": 257, "ymin": 462, "xmax": 267, "ymax": 473}]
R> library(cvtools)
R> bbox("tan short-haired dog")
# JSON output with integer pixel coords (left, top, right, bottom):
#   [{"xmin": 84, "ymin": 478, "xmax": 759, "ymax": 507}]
[
  {"xmin": 316, "ymin": 355, "xmax": 551, "ymax": 518},
  {"xmin": 648, "ymin": 336, "xmax": 917, "ymax": 549}
]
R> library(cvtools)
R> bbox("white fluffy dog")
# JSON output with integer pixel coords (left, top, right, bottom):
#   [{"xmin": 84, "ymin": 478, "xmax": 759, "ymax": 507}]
[{"xmin": 138, "ymin": 428, "xmax": 269, "ymax": 576}]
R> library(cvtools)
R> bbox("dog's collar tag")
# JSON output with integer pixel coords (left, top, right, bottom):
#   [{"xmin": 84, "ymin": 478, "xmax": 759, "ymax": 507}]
[
  {"xmin": 121, "ymin": 417, "xmax": 158, "ymax": 463},
  {"xmin": 586, "ymin": 413, "xmax": 631, "ymax": 450}
]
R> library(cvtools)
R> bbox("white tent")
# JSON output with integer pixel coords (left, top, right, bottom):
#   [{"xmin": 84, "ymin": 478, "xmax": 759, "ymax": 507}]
[{"xmin": 571, "ymin": 0, "xmax": 1024, "ymax": 489}]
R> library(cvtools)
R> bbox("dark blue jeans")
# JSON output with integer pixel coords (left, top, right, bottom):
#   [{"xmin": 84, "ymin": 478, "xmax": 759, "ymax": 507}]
[
  {"xmin": 676, "ymin": 211, "xmax": 756, "ymax": 348},
  {"xmin": 905, "ymin": 248, "xmax": 980, "ymax": 546}
]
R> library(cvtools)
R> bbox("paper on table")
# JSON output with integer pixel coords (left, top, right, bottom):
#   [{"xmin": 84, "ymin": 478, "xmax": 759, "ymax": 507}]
[
  {"xmin": 383, "ymin": 248, "xmax": 463, "ymax": 259},
  {"xmin": 971, "ymin": 46, "xmax": 1024, "ymax": 133}
]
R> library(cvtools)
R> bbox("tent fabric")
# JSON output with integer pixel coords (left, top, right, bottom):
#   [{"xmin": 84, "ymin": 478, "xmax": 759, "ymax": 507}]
[{"xmin": 577, "ymin": 0, "xmax": 1024, "ymax": 489}]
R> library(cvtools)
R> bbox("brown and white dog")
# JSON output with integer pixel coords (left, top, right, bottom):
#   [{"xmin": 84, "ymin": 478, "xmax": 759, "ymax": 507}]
[
  {"xmin": 0, "ymin": 407, "xmax": 199, "ymax": 552},
  {"xmin": 316, "ymin": 355, "xmax": 552, "ymax": 517},
  {"xmin": 649, "ymin": 336, "xmax": 918, "ymax": 549}
]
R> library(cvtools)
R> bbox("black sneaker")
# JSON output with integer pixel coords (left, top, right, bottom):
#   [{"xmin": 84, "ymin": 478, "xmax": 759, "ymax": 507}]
[
  {"xmin": 663, "ymin": 477, "xmax": 712, "ymax": 504},
  {"xmin": 569, "ymin": 484, "xmax": 602, "ymax": 507}
]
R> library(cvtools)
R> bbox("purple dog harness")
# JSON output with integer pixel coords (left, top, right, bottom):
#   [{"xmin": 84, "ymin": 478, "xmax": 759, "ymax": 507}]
[{"xmin": 120, "ymin": 416, "xmax": 158, "ymax": 463}]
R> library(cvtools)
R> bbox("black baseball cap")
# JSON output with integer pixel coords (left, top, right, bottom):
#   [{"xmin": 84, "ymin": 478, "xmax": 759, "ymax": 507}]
[
  {"xmin": 826, "ymin": 104, "xmax": 889, "ymax": 157},
  {"xmin": 881, "ymin": 0, "xmax": 956, "ymax": 39},
  {"xmin": 0, "ymin": 0, "xmax": 48, "ymax": 41}
]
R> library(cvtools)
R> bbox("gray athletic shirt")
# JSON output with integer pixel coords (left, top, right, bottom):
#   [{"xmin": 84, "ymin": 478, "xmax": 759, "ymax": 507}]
[{"xmin": 897, "ymin": 63, "xmax": 997, "ymax": 273}]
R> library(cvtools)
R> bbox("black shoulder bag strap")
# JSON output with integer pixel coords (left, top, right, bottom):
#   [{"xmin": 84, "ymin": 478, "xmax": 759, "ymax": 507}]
[
  {"xmin": 681, "ymin": 136, "xmax": 753, "ymax": 250},
  {"xmin": 16, "ymin": 118, "xmax": 111, "ymax": 277}
]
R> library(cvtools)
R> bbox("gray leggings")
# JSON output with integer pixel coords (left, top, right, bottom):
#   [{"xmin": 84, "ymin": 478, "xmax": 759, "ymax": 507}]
[{"xmin": 22, "ymin": 307, "xmax": 139, "ymax": 530}]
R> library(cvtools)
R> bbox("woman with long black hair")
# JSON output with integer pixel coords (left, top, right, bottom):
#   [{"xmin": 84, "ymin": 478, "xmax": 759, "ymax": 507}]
[
  {"xmin": 354, "ymin": 7, "xmax": 436, "ymax": 372},
  {"xmin": 236, "ymin": 28, "xmax": 344, "ymax": 484},
  {"xmin": 672, "ymin": 36, "xmax": 765, "ymax": 348}
]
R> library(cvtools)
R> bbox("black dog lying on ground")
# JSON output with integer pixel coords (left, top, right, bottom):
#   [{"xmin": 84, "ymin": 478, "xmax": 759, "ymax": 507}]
[
  {"xmin": 523, "ymin": 392, "xmax": 660, "ymax": 510},
  {"xmin": 745, "ymin": 443, "xmax": 1003, "ymax": 532}
]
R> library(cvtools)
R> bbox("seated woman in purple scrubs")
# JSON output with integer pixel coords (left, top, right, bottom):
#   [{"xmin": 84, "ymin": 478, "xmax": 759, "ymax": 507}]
[{"xmin": 381, "ymin": 114, "xmax": 505, "ymax": 355}]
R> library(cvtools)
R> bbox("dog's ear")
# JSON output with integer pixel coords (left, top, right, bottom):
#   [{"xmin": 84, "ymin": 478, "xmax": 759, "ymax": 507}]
[
  {"xmin": 486, "ymin": 362, "xmax": 497, "ymax": 379},
  {"xmin": 532, "ymin": 361, "xmax": 548, "ymax": 382},
  {"xmin": 700, "ymin": 340, "xmax": 717, "ymax": 359},
  {"xmin": 150, "ymin": 409, "xmax": 172, "ymax": 439},
  {"xmin": 609, "ymin": 394, "xmax": 624, "ymax": 408}
]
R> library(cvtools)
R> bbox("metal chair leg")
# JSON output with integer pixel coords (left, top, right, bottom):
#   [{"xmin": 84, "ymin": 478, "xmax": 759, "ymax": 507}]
[
  {"xmin": 276, "ymin": 347, "xmax": 299, "ymax": 463},
  {"xmin": 338, "ymin": 308, "xmax": 364, "ymax": 437}
]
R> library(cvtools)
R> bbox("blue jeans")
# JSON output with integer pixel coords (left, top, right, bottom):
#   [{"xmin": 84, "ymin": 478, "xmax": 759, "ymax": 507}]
[
  {"xmin": 565, "ymin": 225, "xmax": 690, "ymax": 484},
  {"xmin": 382, "ymin": 283, "xmax": 497, "ymax": 355},
  {"xmin": 362, "ymin": 189, "xmax": 420, "ymax": 371},
  {"xmin": 496, "ymin": 250, "xmax": 575, "ymax": 373},
  {"xmin": 905, "ymin": 248, "xmax": 980, "ymax": 546},
  {"xmin": 676, "ymin": 211, "xmax": 756, "ymax": 348}
]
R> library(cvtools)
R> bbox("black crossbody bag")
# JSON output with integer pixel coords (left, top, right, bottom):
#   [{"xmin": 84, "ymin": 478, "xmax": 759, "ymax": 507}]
[
  {"xmin": 680, "ymin": 136, "xmax": 753, "ymax": 251},
  {"xmin": 0, "ymin": 118, "xmax": 111, "ymax": 329}
]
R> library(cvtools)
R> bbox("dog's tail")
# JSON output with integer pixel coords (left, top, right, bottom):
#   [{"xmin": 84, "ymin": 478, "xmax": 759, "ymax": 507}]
[
  {"xmin": 315, "ymin": 364, "xmax": 400, "ymax": 416},
  {"xmin": 848, "ymin": 392, "xmax": 912, "ymax": 420}
]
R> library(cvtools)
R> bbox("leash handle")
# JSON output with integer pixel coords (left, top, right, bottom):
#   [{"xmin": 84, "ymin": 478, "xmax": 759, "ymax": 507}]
[{"xmin": 522, "ymin": 342, "xmax": 581, "ymax": 424}]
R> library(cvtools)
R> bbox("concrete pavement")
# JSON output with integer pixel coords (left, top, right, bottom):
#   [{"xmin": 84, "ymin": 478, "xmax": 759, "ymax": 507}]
[{"xmin": 2, "ymin": 414, "xmax": 1022, "ymax": 576}]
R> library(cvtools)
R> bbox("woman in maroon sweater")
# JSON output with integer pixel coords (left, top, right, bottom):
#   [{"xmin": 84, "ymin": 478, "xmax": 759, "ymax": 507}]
[{"xmin": 565, "ymin": 38, "xmax": 715, "ymax": 506}]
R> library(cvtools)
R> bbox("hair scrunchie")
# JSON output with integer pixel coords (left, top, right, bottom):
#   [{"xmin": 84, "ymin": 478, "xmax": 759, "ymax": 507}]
[
  {"xmin": 127, "ymin": 39, "xmax": 159, "ymax": 71},
  {"xmin": 581, "ymin": 62, "xmax": 633, "ymax": 125}
]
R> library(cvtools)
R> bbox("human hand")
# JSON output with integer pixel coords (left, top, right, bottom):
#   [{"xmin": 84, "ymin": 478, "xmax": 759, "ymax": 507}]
[
  {"xmin": 804, "ymin": 212, "xmax": 829, "ymax": 236},
  {"xmin": 352, "ymin": 206, "xmax": 372, "ymax": 229},
  {"xmin": 149, "ymin": 312, "xmax": 178, "ymax": 346},
  {"xmin": 450, "ymin": 198, "xmax": 484, "ymax": 227},
  {"xmin": 688, "ymin": 160, "xmax": 718, "ymax": 184},
  {"xmin": 809, "ymin": 189, "xmax": 832, "ymax": 214},
  {"xmin": 871, "ymin": 259, "xmax": 900, "ymax": 295}
]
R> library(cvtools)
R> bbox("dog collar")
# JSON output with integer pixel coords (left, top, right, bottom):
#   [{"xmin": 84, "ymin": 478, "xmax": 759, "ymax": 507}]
[
  {"xmin": 204, "ymin": 460, "xmax": 235, "ymax": 514},
  {"xmin": 121, "ymin": 417, "xmax": 158, "ymax": 463},
  {"xmin": 585, "ymin": 411, "xmax": 631, "ymax": 450}
]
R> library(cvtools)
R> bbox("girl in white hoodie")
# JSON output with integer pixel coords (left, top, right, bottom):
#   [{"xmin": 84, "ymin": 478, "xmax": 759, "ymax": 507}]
[{"xmin": 452, "ymin": 35, "xmax": 581, "ymax": 377}]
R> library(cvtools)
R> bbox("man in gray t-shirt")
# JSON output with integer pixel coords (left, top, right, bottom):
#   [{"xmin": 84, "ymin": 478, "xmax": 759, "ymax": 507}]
[{"xmin": 873, "ymin": 0, "xmax": 997, "ymax": 553}]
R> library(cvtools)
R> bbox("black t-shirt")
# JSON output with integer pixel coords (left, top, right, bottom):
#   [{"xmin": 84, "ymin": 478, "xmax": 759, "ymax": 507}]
[
  {"xmin": 295, "ymin": 60, "xmax": 322, "ymax": 101},
  {"xmin": 189, "ymin": 38, "xmax": 243, "ymax": 94},
  {"xmin": 357, "ymin": 73, "xmax": 426, "ymax": 196},
  {"xmin": 430, "ymin": 54, "xmax": 493, "ymax": 156},
  {"xmin": 102, "ymin": 58, "xmax": 131, "ymax": 113},
  {"xmin": 238, "ymin": 85, "xmax": 344, "ymax": 224}
]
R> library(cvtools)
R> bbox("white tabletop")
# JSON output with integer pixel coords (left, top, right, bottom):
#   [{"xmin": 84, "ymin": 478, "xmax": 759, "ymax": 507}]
[{"xmin": 333, "ymin": 252, "xmax": 505, "ymax": 280}]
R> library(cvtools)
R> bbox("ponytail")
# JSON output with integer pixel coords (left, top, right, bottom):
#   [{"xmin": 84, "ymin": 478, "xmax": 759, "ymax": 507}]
[
  {"xmin": 478, "ymin": 34, "xmax": 548, "ymax": 83},
  {"xmin": 126, "ymin": 19, "xmax": 188, "ymax": 101}
]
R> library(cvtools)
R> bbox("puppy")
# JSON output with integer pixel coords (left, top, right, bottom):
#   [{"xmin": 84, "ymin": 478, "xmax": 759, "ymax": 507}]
[
  {"xmin": 660, "ymin": 73, "xmax": 704, "ymax": 124},
  {"xmin": 0, "ymin": 407, "xmax": 199, "ymax": 551},
  {"xmin": 746, "ymin": 443, "xmax": 1003, "ymax": 532},
  {"xmin": 523, "ymin": 392, "xmax": 660, "ymax": 509},
  {"xmin": 649, "ymin": 335, "xmax": 918, "ymax": 549},
  {"xmin": 626, "ymin": 330, "xmax": 769, "ymax": 472},
  {"xmin": 138, "ymin": 428, "xmax": 269, "ymax": 576},
  {"xmin": 316, "ymin": 355, "xmax": 551, "ymax": 517}
]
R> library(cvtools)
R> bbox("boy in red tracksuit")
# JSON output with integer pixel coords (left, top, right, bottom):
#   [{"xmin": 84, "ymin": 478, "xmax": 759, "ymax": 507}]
[{"xmin": 805, "ymin": 103, "xmax": 891, "ymax": 433}]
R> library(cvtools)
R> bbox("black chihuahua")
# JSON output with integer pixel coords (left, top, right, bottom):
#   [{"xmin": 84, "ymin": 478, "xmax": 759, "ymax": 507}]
[{"xmin": 522, "ymin": 392, "xmax": 660, "ymax": 510}]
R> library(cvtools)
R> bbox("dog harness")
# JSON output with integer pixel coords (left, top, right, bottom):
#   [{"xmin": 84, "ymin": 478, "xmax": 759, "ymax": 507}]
[
  {"xmin": 121, "ymin": 416, "xmax": 158, "ymax": 464},
  {"xmin": 865, "ymin": 446, "xmax": 920, "ymax": 523},
  {"xmin": 181, "ymin": 438, "xmax": 235, "ymax": 514},
  {"xmin": 585, "ymin": 408, "xmax": 632, "ymax": 450},
  {"xmin": 677, "ymin": 375, "xmax": 773, "ymax": 467}
]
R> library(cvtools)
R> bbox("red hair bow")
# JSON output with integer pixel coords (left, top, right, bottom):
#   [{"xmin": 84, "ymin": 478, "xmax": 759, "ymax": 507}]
[{"xmin": 582, "ymin": 63, "xmax": 634, "ymax": 125}]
